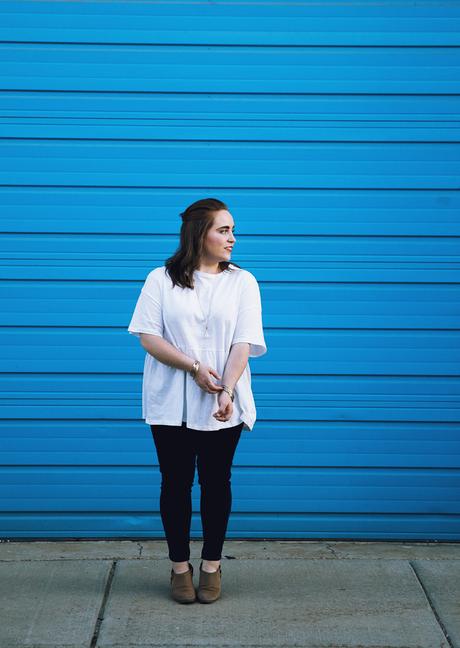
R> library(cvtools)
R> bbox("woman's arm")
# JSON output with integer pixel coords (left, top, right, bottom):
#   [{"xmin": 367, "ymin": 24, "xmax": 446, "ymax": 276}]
[
  {"xmin": 140, "ymin": 333, "xmax": 195, "ymax": 372},
  {"xmin": 212, "ymin": 343, "xmax": 250, "ymax": 422},
  {"xmin": 140, "ymin": 335, "xmax": 249, "ymax": 398},
  {"xmin": 221, "ymin": 342, "xmax": 250, "ymax": 391}
]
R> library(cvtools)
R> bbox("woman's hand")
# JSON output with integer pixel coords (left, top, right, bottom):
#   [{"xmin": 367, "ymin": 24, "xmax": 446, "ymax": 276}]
[
  {"xmin": 193, "ymin": 363, "xmax": 224, "ymax": 395},
  {"xmin": 192, "ymin": 363, "xmax": 233, "ymax": 422},
  {"xmin": 213, "ymin": 390, "xmax": 233, "ymax": 422}
]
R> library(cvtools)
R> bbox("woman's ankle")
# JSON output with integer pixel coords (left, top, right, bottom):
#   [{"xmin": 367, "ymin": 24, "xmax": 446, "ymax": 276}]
[
  {"xmin": 172, "ymin": 560, "xmax": 190, "ymax": 574},
  {"xmin": 202, "ymin": 559, "xmax": 221, "ymax": 572}
]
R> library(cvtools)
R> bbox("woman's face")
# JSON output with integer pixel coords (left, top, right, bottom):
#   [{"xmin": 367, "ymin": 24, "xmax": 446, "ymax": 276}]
[{"xmin": 201, "ymin": 210, "xmax": 236, "ymax": 264}]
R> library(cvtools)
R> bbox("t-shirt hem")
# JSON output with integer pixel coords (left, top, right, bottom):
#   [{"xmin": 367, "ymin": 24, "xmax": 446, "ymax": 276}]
[
  {"xmin": 145, "ymin": 416, "xmax": 253, "ymax": 431},
  {"xmin": 128, "ymin": 328, "xmax": 163, "ymax": 337}
]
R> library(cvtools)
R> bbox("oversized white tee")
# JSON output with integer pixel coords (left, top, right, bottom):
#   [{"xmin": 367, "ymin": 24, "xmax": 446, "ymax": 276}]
[{"xmin": 127, "ymin": 263, "xmax": 267, "ymax": 431}]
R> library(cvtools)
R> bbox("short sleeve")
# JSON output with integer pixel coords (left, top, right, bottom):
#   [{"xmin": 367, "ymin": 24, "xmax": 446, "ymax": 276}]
[
  {"xmin": 231, "ymin": 271, "xmax": 267, "ymax": 358},
  {"xmin": 127, "ymin": 267, "xmax": 164, "ymax": 338}
]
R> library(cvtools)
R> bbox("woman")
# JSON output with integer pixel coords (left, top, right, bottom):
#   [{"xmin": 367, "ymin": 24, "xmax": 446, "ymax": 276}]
[{"xmin": 127, "ymin": 197, "xmax": 267, "ymax": 604}]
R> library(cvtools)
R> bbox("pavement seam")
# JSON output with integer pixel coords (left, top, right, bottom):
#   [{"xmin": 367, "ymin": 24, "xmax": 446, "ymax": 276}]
[
  {"xmin": 89, "ymin": 559, "xmax": 117, "ymax": 648},
  {"xmin": 408, "ymin": 559, "xmax": 454, "ymax": 648}
]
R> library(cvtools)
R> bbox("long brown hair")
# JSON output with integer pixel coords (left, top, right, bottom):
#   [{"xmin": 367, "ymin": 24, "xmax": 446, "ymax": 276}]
[{"xmin": 164, "ymin": 197, "xmax": 241, "ymax": 289}]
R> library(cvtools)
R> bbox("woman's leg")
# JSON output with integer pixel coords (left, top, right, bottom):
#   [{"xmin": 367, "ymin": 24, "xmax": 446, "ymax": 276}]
[
  {"xmin": 150, "ymin": 422, "xmax": 197, "ymax": 563},
  {"xmin": 194, "ymin": 422, "xmax": 244, "ymax": 561}
]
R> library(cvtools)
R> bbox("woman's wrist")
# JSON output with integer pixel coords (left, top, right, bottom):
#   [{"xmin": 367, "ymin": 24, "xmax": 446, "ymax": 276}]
[
  {"xmin": 188, "ymin": 358, "xmax": 234, "ymax": 400},
  {"xmin": 189, "ymin": 359, "xmax": 200, "ymax": 379},
  {"xmin": 221, "ymin": 384, "xmax": 234, "ymax": 401}
]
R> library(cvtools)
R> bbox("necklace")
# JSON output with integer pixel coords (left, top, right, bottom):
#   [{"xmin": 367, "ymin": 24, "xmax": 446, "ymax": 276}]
[{"xmin": 194, "ymin": 271, "xmax": 224, "ymax": 338}]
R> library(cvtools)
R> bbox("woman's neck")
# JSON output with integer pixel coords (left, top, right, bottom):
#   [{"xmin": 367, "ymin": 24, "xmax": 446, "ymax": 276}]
[{"xmin": 197, "ymin": 262, "xmax": 223, "ymax": 274}]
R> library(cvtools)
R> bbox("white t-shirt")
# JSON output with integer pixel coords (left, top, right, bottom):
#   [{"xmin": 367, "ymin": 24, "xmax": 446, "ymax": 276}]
[{"xmin": 127, "ymin": 263, "xmax": 267, "ymax": 431}]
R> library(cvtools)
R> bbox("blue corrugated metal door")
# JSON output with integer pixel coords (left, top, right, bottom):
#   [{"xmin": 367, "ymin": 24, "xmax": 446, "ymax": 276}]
[{"xmin": 1, "ymin": 1, "xmax": 459, "ymax": 539}]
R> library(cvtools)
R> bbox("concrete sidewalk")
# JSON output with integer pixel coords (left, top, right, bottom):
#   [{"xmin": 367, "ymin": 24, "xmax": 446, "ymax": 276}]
[{"xmin": 0, "ymin": 540, "xmax": 459, "ymax": 648}]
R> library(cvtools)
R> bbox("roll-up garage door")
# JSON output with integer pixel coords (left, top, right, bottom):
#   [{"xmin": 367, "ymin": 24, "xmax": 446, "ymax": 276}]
[{"xmin": 1, "ymin": 1, "xmax": 459, "ymax": 539}]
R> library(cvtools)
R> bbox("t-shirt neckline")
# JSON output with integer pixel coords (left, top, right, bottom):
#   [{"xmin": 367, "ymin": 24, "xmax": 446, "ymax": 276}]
[{"xmin": 194, "ymin": 266, "xmax": 230, "ymax": 277}]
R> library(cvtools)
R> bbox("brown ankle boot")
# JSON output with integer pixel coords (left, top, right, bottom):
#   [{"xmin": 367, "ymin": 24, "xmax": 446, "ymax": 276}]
[
  {"xmin": 170, "ymin": 562, "xmax": 196, "ymax": 604},
  {"xmin": 197, "ymin": 560, "xmax": 222, "ymax": 603}
]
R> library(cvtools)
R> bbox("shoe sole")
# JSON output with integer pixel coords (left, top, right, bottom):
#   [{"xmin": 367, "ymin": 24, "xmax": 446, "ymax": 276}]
[
  {"xmin": 197, "ymin": 597, "xmax": 219, "ymax": 603},
  {"xmin": 173, "ymin": 597, "xmax": 197, "ymax": 604}
]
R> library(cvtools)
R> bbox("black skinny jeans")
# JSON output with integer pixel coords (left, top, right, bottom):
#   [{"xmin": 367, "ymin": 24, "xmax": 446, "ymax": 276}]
[{"xmin": 150, "ymin": 420, "xmax": 244, "ymax": 562}]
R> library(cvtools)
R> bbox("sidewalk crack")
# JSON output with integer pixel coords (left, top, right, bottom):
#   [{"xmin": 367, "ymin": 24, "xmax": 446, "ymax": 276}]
[
  {"xmin": 409, "ymin": 560, "xmax": 454, "ymax": 648},
  {"xmin": 89, "ymin": 560, "xmax": 117, "ymax": 648}
]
